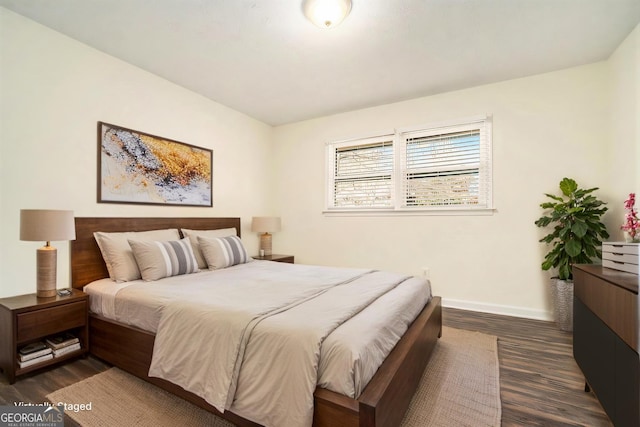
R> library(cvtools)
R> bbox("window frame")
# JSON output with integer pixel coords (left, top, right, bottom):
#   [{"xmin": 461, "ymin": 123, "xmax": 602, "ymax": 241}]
[{"xmin": 325, "ymin": 115, "xmax": 493, "ymax": 216}]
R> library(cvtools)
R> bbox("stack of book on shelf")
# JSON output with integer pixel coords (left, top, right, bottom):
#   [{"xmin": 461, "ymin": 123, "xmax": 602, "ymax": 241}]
[
  {"xmin": 18, "ymin": 342, "xmax": 53, "ymax": 368},
  {"xmin": 45, "ymin": 332, "xmax": 81, "ymax": 358}
]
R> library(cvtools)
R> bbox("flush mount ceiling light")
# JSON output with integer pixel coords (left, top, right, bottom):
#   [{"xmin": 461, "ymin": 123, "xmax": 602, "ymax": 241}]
[{"xmin": 303, "ymin": 0, "xmax": 352, "ymax": 29}]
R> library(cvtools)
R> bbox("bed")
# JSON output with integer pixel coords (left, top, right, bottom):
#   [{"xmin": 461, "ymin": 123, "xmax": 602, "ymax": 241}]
[{"xmin": 70, "ymin": 217, "xmax": 442, "ymax": 427}]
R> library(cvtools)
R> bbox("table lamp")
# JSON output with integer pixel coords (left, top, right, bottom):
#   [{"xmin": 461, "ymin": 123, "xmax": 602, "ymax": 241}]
[
  {"xmin": 20, "ymin": 209, "xmax": 76, "ymax": 297},
  {"xmin": 251, "ymin": 217, "xmax": 281, "ymax": 256}
]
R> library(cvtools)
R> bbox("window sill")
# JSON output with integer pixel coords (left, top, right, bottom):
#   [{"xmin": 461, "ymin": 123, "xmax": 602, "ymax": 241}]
[{"xmin": 322, "ymin": 208, "xmax": 496, "ymax": 217}]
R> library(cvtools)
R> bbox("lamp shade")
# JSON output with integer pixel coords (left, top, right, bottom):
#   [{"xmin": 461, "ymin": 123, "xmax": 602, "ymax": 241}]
[
  {"xmin": 20, "ymin": 209, "xmax": 76, "ymax": 242},
  {"xmin": 251, "ymin": 217, "xmax": 281, "ymax": 233},
  {"xmin": 303, "ymin": 0, "xmax": 352, "ymax": 28}
]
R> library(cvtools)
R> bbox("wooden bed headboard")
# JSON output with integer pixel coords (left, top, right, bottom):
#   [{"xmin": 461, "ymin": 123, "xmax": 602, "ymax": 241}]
[{"xmin": 71, "ymin": 217, "xmax": 241, "ymax": 289}]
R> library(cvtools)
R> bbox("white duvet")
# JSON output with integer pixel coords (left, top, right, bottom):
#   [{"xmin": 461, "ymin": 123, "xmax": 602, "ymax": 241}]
[{"xmin": 85, "ymin": 261, "xmax": 431, "ymax": 427}]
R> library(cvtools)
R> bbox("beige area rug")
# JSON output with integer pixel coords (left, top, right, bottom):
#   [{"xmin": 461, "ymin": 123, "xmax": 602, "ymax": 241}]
[{"xmin": 47, "ymin": 327, "xmax": 500, "ymax": 427}]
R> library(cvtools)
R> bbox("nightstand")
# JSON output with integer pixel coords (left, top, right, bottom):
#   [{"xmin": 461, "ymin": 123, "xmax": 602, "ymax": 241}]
[
  {"xmin": 253, "ymin": 254, "xmax": 294, "ymax": 263},
  {"xmin": 0, "ymin": 289, "xmax": 89, "ymax": 384}
]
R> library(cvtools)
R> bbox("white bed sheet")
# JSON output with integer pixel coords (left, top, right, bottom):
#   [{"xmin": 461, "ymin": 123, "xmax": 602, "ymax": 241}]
[{"xmin": 83, "ymin": 261, "xmax": 431, "ymax": 400}]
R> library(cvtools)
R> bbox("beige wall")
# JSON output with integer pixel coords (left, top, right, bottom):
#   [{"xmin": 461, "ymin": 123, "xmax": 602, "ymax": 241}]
[
  {"xmin": 272, "ymin": 63, "xmax": 614, "ymax": 320},
  {"xmin": 607, "ymin": 23, "xmax": 640, "ymax": 233},
  {"xmin": 606, "ymin": 25, "xmax": 640, "ymax": 348},
  {"xmin": 0, "ymin": 8, "xmax": 274, "ymax": 297},
  {"xmin": 607, "ymin": 23, "xmax": 640, "ymax": 346}
]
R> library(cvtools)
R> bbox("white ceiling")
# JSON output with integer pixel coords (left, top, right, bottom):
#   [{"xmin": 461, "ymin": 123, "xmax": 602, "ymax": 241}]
[{"xmin": 2, "ymin": 1, "xmax": 639, "ymax": 126}]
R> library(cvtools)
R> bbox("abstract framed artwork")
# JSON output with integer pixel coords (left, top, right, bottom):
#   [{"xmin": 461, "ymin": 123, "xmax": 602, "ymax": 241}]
[{"xmin": 98, "ymin": 122, "xmax": 212, "ymax": 207}]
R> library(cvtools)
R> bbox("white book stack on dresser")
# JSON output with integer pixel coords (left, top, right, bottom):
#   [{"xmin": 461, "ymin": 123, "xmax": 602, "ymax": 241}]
[{"xmin": 602, "ymin": 242, "xmax": 639, "ymax": 274}]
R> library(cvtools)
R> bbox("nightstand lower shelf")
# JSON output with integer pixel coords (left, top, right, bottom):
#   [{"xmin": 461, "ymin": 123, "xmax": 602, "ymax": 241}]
[
  {"xmin": 0, "ymin": 289, "xmax": 89, "ymax": 384},
  {"xmin": 16, "ymin": 348, "xmax": 85, "ymax": 376}
]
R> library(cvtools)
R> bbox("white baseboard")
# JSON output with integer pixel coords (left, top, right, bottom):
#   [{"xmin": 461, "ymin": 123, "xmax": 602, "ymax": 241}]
[{"xmin": 442, "ymin": 298, "xmax": 553, "ymax": 322}]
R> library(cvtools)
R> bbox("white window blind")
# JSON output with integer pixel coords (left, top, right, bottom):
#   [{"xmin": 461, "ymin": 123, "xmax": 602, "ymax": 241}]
[
  {"xmin": 325, "ymin": 116, "xmax": 492, "ymax": 214},
  {"xmin": 399, "ymin": 120, "xmax": 492, "ymax": 209},
  {"xmin": 328, "ymin": 136, "xmax": 394, "ymax": 209}
]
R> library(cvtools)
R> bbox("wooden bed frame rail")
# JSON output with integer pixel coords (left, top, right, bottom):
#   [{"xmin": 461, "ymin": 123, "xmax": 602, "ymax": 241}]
[{"xmin": 71, "ymin": 217, "xmax": 442, "ymax": 427}]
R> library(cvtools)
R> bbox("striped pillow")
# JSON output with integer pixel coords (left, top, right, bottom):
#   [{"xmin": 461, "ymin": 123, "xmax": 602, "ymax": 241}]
[
  {"xmin": 128, "ymin": 237, "xmax": 199, "ymax": 281},
  {"xmin": 181, "ymin": 227, "xmax": 238, "ymax": 269},
  {"xmin": 198, "ymin": 235, "xmax": 250, "ymax": 270}
]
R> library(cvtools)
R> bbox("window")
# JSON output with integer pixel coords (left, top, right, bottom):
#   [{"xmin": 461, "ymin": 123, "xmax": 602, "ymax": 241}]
[
  {"xmin": 326, "ymin": 116, "xmax": 492, "ymax": 214},
  {"xmin": 327, "ymin": 135, "xmax": 394, "ymax": 209}
]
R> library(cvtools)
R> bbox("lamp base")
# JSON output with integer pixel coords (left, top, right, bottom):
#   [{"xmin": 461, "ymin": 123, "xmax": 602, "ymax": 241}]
[
  {"xmin": 259, "ymin": 233, "xmax": 273, "ymax": 256},
  {"xmin": 37, "ymin": 246, "xmax": 57, "ymax": 298}
]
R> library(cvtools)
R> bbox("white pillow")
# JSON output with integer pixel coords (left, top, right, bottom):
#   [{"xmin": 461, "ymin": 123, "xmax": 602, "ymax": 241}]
[
  {"xmin": 129, "ymin": 237, "xmax": 199, "ymax": 281},
  {"xmin": 181, "ymin": 228, "xmax": 237, "ymax": 269},
  {"xmin": 93, "ymin": 229, "xmax": 180, "ymax": 282},
  {"xmin": 198, "ymin": 235, "xmax": 251, "ymax": 270}
]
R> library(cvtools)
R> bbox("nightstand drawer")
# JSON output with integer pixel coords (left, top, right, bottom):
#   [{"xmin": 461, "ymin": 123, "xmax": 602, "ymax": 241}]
[
  {"xmin": 253, "ymin": 254, "xmax": 294, "ymax": 263},
  {"xmin": 16, "ymin": 301, "xmax": 86, "ymax": 343}
]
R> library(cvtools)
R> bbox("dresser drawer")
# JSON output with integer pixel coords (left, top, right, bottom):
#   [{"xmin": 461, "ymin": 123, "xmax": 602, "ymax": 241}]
[
  {"xmin": 603, "ymin": 242, "xmax": 639, "ymax": 256},
  {"xmin": 16, "ymin": 301, "xmax": 86, "ymax": 343},
  {"xmin": 602, "ymin": 242, "xmax": 639, "ymax": 274},
  {"xmin": 603, "ymin": 259, "xmax": 639, "ymax": 275},
  {"xmin": 602, "ymin": 251, "xmax": 639, "ymax": 264}
]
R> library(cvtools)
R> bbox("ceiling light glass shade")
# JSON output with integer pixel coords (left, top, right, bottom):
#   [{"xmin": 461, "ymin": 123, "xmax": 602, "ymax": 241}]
[{"xmin": 303, "ymin": 0, "xmax": 352, "ymax": 29}]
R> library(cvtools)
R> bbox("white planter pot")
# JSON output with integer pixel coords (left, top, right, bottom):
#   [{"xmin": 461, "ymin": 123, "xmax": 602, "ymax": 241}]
[{"xmin": 550, "ymin": 278, "xmax": 573, "ymax": 332}]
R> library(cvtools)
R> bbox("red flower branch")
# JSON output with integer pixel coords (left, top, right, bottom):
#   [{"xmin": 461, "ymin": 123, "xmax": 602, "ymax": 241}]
[{"xmin": 621, "ymin": 193, "xmax": 639, "ymax": 239}]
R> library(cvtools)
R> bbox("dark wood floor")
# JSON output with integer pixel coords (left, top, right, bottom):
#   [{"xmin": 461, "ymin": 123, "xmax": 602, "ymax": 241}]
[
  {"xmin": 0, "ymin": 308, "xmax": 611, "ymax": 426},
  {"xmin": 444, "ymin": 308, "xmax": 611, "ymax": 427}
]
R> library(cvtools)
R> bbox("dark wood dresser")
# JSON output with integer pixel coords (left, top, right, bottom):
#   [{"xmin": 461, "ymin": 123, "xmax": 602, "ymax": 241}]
[{"xmin": 573, "ymin": 264, "xmax": 638, "ymax": 427}]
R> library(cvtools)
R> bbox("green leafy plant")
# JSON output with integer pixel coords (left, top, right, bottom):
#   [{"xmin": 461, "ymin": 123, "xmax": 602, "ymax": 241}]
[{"xmin": 535, "ymin": 178, "xmax": 609, "ymax": 280}]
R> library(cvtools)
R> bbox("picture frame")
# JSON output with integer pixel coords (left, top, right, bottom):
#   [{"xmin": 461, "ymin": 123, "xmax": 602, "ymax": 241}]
[{"xmin": 97, "ymin": 122, "xmax": 213, "ymax": 207}]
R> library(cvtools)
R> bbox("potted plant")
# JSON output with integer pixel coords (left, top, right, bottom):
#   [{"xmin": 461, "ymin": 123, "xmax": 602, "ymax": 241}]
[{"xmin": 534, "ymin": 178, "xmax": 609, "ymax": 331}]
